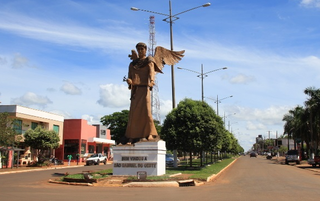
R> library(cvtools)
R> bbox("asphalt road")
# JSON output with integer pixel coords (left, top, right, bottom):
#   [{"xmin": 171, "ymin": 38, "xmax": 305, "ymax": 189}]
[{"xmin": 1, "ymin": 156, "xmax": 320, "ymax": 201}]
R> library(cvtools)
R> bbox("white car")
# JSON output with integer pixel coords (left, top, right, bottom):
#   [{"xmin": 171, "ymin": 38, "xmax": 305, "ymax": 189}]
[{"xmin": 86, "ymin": 153, "xmax": 107, "ymax": 165}]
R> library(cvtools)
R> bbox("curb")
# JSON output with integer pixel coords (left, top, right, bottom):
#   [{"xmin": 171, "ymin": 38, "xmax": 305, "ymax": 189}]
[
  {"xmin": 206, "ymin": 158, "xmax": 238, "ymax": 182},
  {"xmin": 49, "ymin": 179, "xmax": 93, "ymax": 186},
  {"xmin": 0, "ymin": 162, "xmax": 113, "ymax": 175},
  {"xmin": 0, "ymin": 165, "xmax": 85, "ymax": 175},
  {"xmin": 123, "ymin": 181, "xmax": 179, "ymax": 187}
]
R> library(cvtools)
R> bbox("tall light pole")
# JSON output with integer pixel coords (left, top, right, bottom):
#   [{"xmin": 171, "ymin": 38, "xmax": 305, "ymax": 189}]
[
  {"xmin": 228, "ymin": 121, "xmax": 238, "ymax": 132},
  {"xmin": 206, "ymin": 95, "xmax": 232, "ymax": 115},
  {"xmin": 224, "ymin": 112, "xmax": 236, "ymax": 128},
  {"xmin": 131, "ymin": 1, "xmax": 211, "ymax": 109},
  {"xmin": 177, "ymin": 65, "xmax": 227, "ymax": 102}
]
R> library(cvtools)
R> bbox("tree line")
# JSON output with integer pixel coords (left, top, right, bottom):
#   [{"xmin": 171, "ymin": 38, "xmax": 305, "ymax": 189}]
[
  {"xmin": 101, "ymin": 98, "xmax": 244, "ymax": 166},
  {"xmin": 282, "ymin": 86, "xmax": 320, "ymax": 158}
]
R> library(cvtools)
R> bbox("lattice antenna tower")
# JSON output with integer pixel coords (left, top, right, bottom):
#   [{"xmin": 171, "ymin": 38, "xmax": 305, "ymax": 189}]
[{"xmin": 148, "ymin": 15, "xmax": 161, "ymax": 123}]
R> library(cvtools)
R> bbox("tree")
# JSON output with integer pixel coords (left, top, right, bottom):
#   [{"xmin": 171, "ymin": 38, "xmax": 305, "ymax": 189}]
[
  {"xmin": 161, "ymin": 98, "xmax": 224, "ymax": 166},
  {"xmin": 304, "ymin": 86, "xmax": 320, "ymax": 155},
  {"xmin": 282, "ymin": 106, "xmax": 307, "ymax": 150},
  {"xmin": 100, "ymin": 110, "xmax": 129, "ymax": 144},
  {"xmin": 282, "ymin": 86, "xmax": 320, "ymax": 158},
  {"xmin": 0, "ymin": 112, "xmax": 21, "ymax": 147},
  {"xmin": 24, "ymin": 126, "xmax": 60, "ymax": 163}
]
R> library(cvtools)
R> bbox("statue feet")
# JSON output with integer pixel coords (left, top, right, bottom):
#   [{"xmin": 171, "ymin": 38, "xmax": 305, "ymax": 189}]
[
  {"xmin": 140, "ymin": 138, "xmax": 148, "ymax": 142},
  {"xmin": 147, "ymin": 135, "xmax": 160, "ymax": 141}
]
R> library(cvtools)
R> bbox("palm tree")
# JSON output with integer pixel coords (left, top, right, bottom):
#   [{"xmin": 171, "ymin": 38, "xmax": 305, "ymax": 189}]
[
  {"xmin": 304, "ymin": 87, "xmax": 320, "ymax": 156},
  {"xmin": 282, "ymin": 106, "xmax": 307, "ymax": 151}
]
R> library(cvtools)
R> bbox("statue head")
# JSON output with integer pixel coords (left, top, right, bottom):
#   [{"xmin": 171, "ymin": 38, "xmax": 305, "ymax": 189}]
[{"xmin": 136, "ymin": 42, "xmax": 147, "ymax": 50}]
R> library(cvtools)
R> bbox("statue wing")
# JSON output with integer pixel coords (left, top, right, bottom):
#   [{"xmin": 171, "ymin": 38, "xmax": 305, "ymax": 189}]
[
  {"xmin": 128, "ymin": 49, "xmax": 138, "ymax": 60},
  {"xmin": 153, "ymin": 46, "xmax": 185, "ymax": 73}
]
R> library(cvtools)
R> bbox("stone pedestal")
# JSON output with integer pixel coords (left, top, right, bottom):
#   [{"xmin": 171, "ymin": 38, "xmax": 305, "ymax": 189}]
[{"xmin": 112, "ymin": 140, "xmax": 166, "ymax": 176}]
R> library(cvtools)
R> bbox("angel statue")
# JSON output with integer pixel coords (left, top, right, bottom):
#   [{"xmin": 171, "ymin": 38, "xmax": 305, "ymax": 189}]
[{"xmin": 122, "ymin": 42, "xmax": 184, "ymax": 145}]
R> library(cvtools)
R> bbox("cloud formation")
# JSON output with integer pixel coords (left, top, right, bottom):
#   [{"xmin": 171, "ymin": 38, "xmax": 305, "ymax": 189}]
[
  {"xmin": 300, "ymin": 0, "xmax": 320, "ymax": 8},
  {"xmin": 97, "ymin": 84, "xmax": 130, "ymax": 108},
  {"xmin": 60, "ymin": 82, "xmax": 82, "ymax": 95},
  {"xmin": 11, "ymin": 92, "xmax": 52, "ymax": 108}
]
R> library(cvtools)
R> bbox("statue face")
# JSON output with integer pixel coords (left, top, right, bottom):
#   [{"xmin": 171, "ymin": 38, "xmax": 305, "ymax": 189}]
[{"xmin": 137, "ymin": 46, "xmax": 146, "ymax": 58}]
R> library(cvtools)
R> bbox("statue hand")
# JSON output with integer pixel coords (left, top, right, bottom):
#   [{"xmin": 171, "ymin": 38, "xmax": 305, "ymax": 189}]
[
  {"xmin": 127, "ymin": 78, "xmax": 132, "ymax": 85},
  {"xmin": 148, "ymin": 81, "xmax": 155, "ymax": 87}
]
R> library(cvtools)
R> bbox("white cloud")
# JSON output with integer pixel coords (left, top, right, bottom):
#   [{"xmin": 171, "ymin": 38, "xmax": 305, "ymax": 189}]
[
  {"xmin": 230, "ymin": 105, "xmax": 291, "ymax": 125},
  {"xmin": 159, "ymin": 99, "xmax": 173, "ymax": 122},
  {"xmin": 11, "ymin": 53, "xmax": 30, "ymax": 69},
  {"xmin": 97, "ymin": 84, "xmax": 130, "ymax": 108},
  {"xmin": 11, "ymin": 92, "xmax": 52, "ymax": 108},
  {"xmin": 82, "ymin": 114, "xmax": 101, "ymax": 125},
  {"xmin": 300, "ymin": 0, "xmax": 320, "ymax": 8},
  {"xmin": 299, "ymin": 56, "xmax": 320, "ymax": 68},
  {"xmin": 60, "ymin": 82, "xmax": 82, "ymax": 95},
  {"xmin": 246, "ymin": 121, "xmax": 266, "ymax": 130},
  {"xmin": 0, "ymin": 56, "xmax": 7, "ymax": 65},
  {"xmin": 229, "ymin": 74, "xmax": 255, "ymax": 84},
  {"xmin": 0, "ymin": 11, "xmax": 144, "ymax": 53}
]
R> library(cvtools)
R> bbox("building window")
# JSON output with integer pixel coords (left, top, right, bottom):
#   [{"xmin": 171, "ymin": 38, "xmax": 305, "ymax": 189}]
[
  {"xmin": 64, "ymin": 139, "xmax": 79, "ymax": 159},
  {"xmin": 101, "ymin": 130, "xmax": 106, "ymax": 135},
  {"xmin": 13, "ymin": 119, "xmax": 22, "ymax": 134},
  {"xmin": 88, "ymin": 145, "xmax": 94, "ymax": 153},
  {"xmin": 31, "ymin": 122, "xmax": 38, "ymax": 130},
  {"xmin": 53, "ymin": 125, "xmax": 59, "ymax": 134}
]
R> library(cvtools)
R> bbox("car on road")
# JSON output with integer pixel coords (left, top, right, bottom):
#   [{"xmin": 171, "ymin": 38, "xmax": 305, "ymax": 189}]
[
  {"xmin": 166, "ymin": 154, "xmax": 180, "ymax": 167},
  {"xmin": 308, "ymin": 156, "xmax": 320, "ymax": 167},
  {"xmin": 285, "ymin": 150, "xmax": 300, "ymax": 164},
  {"xmin": 86, "ymin": 153, "xmax": 107, "ymax": 165},
  {"xmin": 250, "ymin": 152, "xmax": 257, "ymax": 157}
]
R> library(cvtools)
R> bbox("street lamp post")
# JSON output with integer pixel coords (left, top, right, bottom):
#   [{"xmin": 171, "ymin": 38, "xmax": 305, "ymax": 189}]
[
  {"xmin": 131, "ymin": 1, "xmax": 211, "ymax": 109},
  {"xmin": 216, "ymin": 95, "xmax": 232, "ymax": 116},
  {"xmin": 206, "ymin": 95, "xmax": 233, "ymax": 116},
  {"xmin": 177, "ymin": 64, "xmax": 227, "ymax": 102},
  {"xmin": 224, "ymin": 112, "xmax": 236, "ymax": 128},
  {"xmin": 228, "ymin": 121, "xmax": 238, "ymax": 132}
]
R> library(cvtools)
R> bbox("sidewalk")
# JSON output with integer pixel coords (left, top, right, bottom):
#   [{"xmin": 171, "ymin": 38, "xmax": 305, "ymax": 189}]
[
  {"xmin": 0, "ymin": 161, "xmax": 88, "ymax": 175},
  {"xmin": 270, "ymin": 156, "xmax": 320, "ymax": 173}
]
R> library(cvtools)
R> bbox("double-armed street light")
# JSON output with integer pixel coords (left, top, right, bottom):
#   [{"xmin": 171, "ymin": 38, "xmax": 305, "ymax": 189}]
[
  {"xmin": 207, "ymin": 95, "xmax": 233, "ymax": 116},
  {"xmin": 229, "ymin": 121, "xmax": 238, "ymax": 133},
  {"xmin": 177, "ymin": 65, "xmax": 227, "ymax": 102},
  {"xmin": 224, "ymin": 112, "xmax": 236, "ymax": 128},
  {"xmin": 131, "ymin": 1, "xmax": 211, "ymax": 109}
]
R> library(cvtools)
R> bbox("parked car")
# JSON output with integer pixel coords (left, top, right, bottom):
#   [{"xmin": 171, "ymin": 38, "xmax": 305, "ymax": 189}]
[
  {"xmin": 86, "ymin": 153, "xmax": 107, "ymax": 165},
  {"xmin": 285, "ymin": 150, "xmax": 300, "ymax": 164},
  {"xmin": 166, "ymin": 154, "xmax": 180, "ymax": 167},
  {"xmin": 250, "ymin": 152, "xmax": 257, "ymax": 158},
  {"xmin": 308, "ymin": 156, "xmax": 320, "ymax": 167}
]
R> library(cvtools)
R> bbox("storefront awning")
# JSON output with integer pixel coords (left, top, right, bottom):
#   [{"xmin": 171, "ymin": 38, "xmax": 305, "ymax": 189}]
[{"xmin": 88, "ymin": 137, "xmax": 115, "ymax": 145}]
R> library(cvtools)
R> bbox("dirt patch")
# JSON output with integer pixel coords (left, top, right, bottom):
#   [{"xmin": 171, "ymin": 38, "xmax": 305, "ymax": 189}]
[
  {"xmin": 170, "ymin": 173, "xmax": 194, "ymax": 180},
  {"xmin": 48, "ymin": 174, "xmax": 200, "ymax": 187}
]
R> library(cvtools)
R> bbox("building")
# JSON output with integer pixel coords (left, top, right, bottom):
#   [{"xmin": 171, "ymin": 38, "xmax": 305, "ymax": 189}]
[
  {"xmin": 0, "ymin": 105, "xmax": 64, "ymax": 168},
  {"xmin": 55, "ymin": 119, "xmax": 115, "ymax": 162},
  {"xmin": 1, "ymin": 105, "xmax": 115, "ymax": 168}
]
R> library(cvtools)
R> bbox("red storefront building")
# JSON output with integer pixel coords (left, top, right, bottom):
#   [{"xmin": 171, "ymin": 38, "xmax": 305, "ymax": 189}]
[{"xmin": 55, "ymin": 119, "xmax": 115, "ymax": 162}]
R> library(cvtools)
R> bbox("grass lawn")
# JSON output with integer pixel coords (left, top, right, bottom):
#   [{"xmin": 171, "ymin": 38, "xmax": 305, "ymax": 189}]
[
  {"xmin": 167, "ymin": 157, "xmax": 235, "ymax": 180},
  {"xmin": 62, "ymin": 157, "xmax": 237, "ymax": 182}
]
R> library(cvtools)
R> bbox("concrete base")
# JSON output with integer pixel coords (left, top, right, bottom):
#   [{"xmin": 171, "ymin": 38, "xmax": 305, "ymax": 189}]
[{"xmin": 112, "ymin": 140, "xmax": 166, "ymax": 176}]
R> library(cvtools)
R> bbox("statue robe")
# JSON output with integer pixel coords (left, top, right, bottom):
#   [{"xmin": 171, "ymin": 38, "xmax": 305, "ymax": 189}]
[{"xmin": 125, "ymin": 56, "xmax": 158, "ymax": 139}]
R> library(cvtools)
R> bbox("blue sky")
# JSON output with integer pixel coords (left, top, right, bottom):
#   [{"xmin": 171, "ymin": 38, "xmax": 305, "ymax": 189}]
[{"xmin": 1, "ymin": 0, "xmax": 320, "ymax": 151}]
